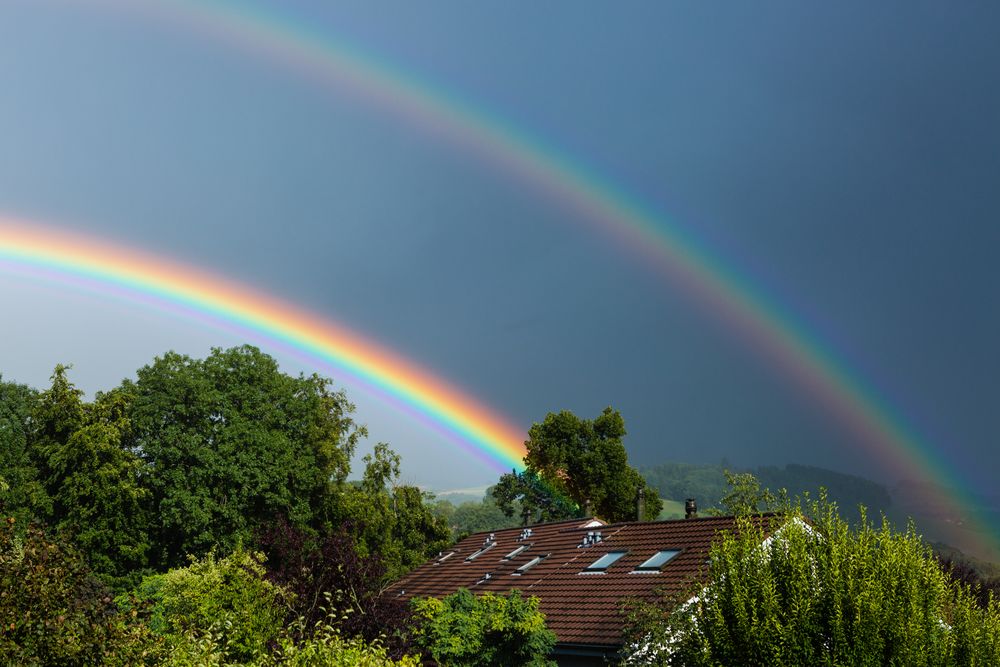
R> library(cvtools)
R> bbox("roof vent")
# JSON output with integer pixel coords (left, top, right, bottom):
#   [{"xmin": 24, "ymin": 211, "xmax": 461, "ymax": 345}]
[{"xmin": 578, "ymin": 531, "xmax": 602, "ymax": 548}]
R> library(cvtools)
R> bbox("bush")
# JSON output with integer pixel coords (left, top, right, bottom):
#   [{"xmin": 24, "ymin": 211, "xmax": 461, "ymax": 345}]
[
  {"xmin": 0, "ymin": 518, "xmax": 161, "ymax": 666},
  {"xmin": 622, "ymin": 495, "xmax": 1000, "ymax": 666},
  {"xmin": 411, "ymin": 588, "xmax": 556, "ymax": 666},
  {"xmin": 130, "ymin": 548, "xmax": 288, "ymax": 664}
]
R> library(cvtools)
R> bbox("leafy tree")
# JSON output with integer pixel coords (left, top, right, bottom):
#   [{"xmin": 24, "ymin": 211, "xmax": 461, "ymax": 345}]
[
  {"xmin": 717, "ymin": 469, "xmax": 775, "ymax": 516},
  {"xmin": 29, "ymin": 365, "xmax": 85, "ymax": 518},
  {"xmin": 46, "ymin": 388, "xmax": 151, "ymax": 585},
  {"xmin": 411, "ymin": 588, "xmax": 556, "ymax": 666},
  {"xmin": 509, "ymin": 408, "xmax": 661, "ymax": 523},
  {"xmin": 124, "ymin": 346, "xmax": 365, "ymax": 568},
  {"xmin": 0, "ymin": 377, "xmax": 48, "ymax": 523},
  {"xmin": 621, "ymin": 495, "xmax": 1000, "ymax": 666},
  {"xmin": 334, "ymin": 443, "xmax": 451, "ymax": 579},
  {"xmin": 491, "ymin": 469, "xmax": 580, "ymax": 525}
]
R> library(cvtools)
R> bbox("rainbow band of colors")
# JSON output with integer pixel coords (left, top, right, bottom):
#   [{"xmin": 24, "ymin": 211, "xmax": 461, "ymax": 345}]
[
  {"xmin": 12, "ymin": 0, "xmax": 998, "ymax": 553},
  {"xmin": 0, "ymin": 220, "xmax": 528, "ymax": 473}
]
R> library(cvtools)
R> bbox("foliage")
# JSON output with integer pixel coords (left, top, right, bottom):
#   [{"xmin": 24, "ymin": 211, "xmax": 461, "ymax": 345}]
[
  {"xmin": 0, "ymin": 517, "xmax": 162, "ymax": 666},
  {"xmin": 497, "ymin": 407, "xmax": 661, "ymax": 524},
  {"xmin": 717, "ymin": 469, "xmax": 776, "ymax": 516},
  {"xmin": 432, "ymin": 493, "xmax": 522, "ymax": 541},
  {"xmin": 621, "ymin": 495, "xmax": 1000, "ymax": 666},
  {"xmin": 641, "ymin": 461, "xmax": 894, "ymax": 518},
  {"xmin": 47, "ymin": 387, "xmax": 151, "ymax": 585},
  {"xmin": 124, "ymin": 345, "xmax": 365, "ymax": 568},
  {"xmin": 0, "ymin": 377, "xmax": 48, "ymax": 523},
  {"xmin": 491, "ymin": 469, "xmax": 580, "ymax": 525},
  {"xmin": 256, "ymin": 516, "xmax": 413, "ymax": 657},
  {"xmin": 332, "ymin": 443, "xmax": 451, "ymax": 579},
  {"xmin": 272, "ymin": 610, "xmax": 421, "ymax": 666},
  {"xmin": 131, "ymin": 548, "xmax": 288, "ymax": 664},
  {"xmin": 411, "ymin": 588, "xmax": 556, "ymax": 667}
]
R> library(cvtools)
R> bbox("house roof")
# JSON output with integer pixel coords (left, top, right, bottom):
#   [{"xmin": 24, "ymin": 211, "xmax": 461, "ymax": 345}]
[{"xmin": 391, "ymin": 514, "xmax": 773, "ymax": 648}]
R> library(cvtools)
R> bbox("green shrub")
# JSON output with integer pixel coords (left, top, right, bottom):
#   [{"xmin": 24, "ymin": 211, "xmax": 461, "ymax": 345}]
[
  {"xmin": 412, "ymin": 588, "xmax": 556, "ymax": 666},
  {"xmin": 131, "ymin": 548, "xmax": 288, "ymax": 664},
  {"xmin": 622, "ymin": 495, "xmax": 1000, "ymax": 666}
]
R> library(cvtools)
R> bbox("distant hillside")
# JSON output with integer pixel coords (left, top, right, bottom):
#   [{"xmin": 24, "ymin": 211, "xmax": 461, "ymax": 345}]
[
  {"xmin": 641, "ymin": 461, "xmax": 1000, "ymax": 565},
  {"xmin": 640, "ymin": 462, "xmax": 891, "ymax": 515}
]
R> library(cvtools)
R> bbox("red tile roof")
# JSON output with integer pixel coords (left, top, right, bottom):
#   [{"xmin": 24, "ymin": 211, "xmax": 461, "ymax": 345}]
[{"xmin": 391, "ymin": 515, "xmax": 772, "ymax": 648}]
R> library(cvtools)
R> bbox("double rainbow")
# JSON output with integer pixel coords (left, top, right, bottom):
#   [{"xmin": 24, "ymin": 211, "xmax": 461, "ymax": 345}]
[{"xmin": 5, "ymin": 0, "xmax": 997, "ymax": 553}]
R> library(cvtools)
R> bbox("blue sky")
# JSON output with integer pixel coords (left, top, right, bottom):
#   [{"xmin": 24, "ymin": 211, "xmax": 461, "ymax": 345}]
[{"xmin": 2, "ymin": 1, "xmax": 999, "ymax": 493}]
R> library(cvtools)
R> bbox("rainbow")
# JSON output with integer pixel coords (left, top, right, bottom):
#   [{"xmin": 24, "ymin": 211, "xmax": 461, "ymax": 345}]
[
  {"xmin": 12, "ymin": 1, "xmax": 998, "ymax": 554},
  {"xmin": 0, "ymin": 218, "xmax": 528, "ymax": 473}
]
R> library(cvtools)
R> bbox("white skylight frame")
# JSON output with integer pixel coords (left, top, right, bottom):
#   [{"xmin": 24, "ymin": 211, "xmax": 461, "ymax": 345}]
[
  {"xmin": 465, "ymin": 542, "xmax": 496, "ymax": 561},
  {"xmin": 504, "ymin": 544, "xmax": 531, "ymax": 560},
  {"xmin": 632, "ymin": 549, "xmax": 681, "ymax": 573},
  {"xmin": 582, "ymin": 550, "xmax": 628, "ymax": 574},
  {"xmin": 512, "ymin": 553, "xmax": 548, "ymax": 575}
]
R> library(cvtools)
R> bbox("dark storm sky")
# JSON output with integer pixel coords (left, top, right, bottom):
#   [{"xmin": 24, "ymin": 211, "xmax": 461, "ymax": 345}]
[{"xmin": 1, "ymin": 1, "xmax": 998, "ymax": 492}]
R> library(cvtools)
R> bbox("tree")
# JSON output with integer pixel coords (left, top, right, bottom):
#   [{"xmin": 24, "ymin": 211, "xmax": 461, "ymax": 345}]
[
  {"xmin": 621, "ymin": 495, "xmax": 1000, "ymax": 666},
  {"xmin": 717, "ymin": 469, "xmax": 775, "ymax": 516},
  {"xmin": 508, "ymin": 408, "xmax": 661, "ymax": 523},
  {"xmin": 331, "ymin": 443, "xmax": 450, "ymax": 580},
  {"xmin": 123, "ymin": 346, "xmax": 365, "ymax": 568},
  {"xmin": 411, "ymin": 588, "xmax": 556, "ymax": 666},
  {"xmin": 0, "ymin": 376, "xmax": 48, "ymax": 523},
  {"xmin": 46, "ymin": 388, "xmax": 151, "ymax": 585},
  {"xmin": 491, "ymin": 469, "xmax": 580, "ymax": 526}
]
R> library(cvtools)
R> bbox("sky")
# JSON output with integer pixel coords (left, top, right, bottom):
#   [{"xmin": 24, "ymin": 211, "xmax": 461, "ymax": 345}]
[{"xmin": 1, "ymin": 1, "xmax": 999, "ymax": 495}]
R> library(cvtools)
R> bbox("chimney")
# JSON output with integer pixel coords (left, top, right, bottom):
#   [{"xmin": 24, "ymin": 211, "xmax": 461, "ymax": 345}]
[
  {"xmin": 685, "ymin": 498, "xmax": 698, "ymax": 519},
  {"xmin": 637, "ymin": 488, "xmax": 645, "ymax": 521},
  {"xmin": 584, "ymin": 498, "xmax": 592, "ymax": 517}
]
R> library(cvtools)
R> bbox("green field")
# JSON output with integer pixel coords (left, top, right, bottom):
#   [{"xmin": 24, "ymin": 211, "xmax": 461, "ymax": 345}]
[{"xmin": 658, "ymin": 498, "xmax": 685, "ymax": 520}]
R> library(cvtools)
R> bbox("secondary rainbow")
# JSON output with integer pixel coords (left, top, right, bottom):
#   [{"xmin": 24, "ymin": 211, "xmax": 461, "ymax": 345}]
[
  {"xmin": 81, "ymin": 1, "xmax": 996, "ymax": 545},
  {"xmin": 20, "ymin": 1, "xmax": 999, "ymax": 552},
  {"xmin": 0, "ymin": 218, "xmax": 528, "ymax": 473}
]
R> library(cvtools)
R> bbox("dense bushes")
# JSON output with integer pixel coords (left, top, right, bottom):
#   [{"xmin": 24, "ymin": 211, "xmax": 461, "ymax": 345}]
[
  {"xmin": 411, "ymin": 588, "xmax": 556, "ymax": 666},
  {"xmin": 622, "ymin": 495, "xmax": 1000, "ymax": 666}
]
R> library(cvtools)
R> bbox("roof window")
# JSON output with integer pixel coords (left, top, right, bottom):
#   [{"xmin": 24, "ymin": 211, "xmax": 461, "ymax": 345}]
[
  {"xmin": 582, "ymin": 551, "xmax": 627, "ymax": 574},
  {"xmin": 504, "ymin": 544, "xmax": 530, "ymax": 560},
  {"xmin": 436, "ymin": 551, "xmax": 455, "ymax": 564},
  {"xmin": 633, "ymin": 549, "xmax": 681, "ymax": 573},
  {"xmin": 513, "ymin": 553, "xmax": 548, "ymax": 575},
  {"xmin": 466, "ymin": 542, "xmax": 496, "ymax": 561}
]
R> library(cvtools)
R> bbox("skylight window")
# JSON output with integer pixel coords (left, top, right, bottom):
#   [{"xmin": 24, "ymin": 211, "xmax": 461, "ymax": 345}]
[
  {"xmin": 504, "ymin": 544, "xmax": 530, "ymax": 560},
  {"xmin": 633, "ymin": 550, "xmax": 681, "ymax": 573},
  {"xmin": 436, "ymin": 551, "xmax": 455, "ymax": 564},
  {"xmin": 513, "ymin": 553, "xmax": 548, "ymax": 575},
  {"xmin": 582, "ymin": 551, "xmax": 627, "ymax": 573},
  {"xmin": 465, "ymin": 542, "xmax": 496, "ymax": 561}
]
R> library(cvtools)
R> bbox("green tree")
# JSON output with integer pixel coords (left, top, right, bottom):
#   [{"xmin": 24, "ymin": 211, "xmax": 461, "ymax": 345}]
[
  {"xmin": 336, "ymin": 443, "xmax": 451, "ymax": 579},
  {"xmin": 0, "ymin": 376, "xmax": 48, "ymax": 523},
  {"xmin": 30, "ymin": 365, "xmax": 85, "ymax": 518},
  {"xmin": 717, "ymin": 469, "xmax": 775, "ymax": 516},
  {"xmin": 491, "ymin": 469, "xmax": 580, "ymax": 525},
  {"xmin": 621, "ymin": 496, "xmax": 1000, "ymax": 666},
  {"xmin": 509, "ymin": 408, "xmax": 661, "ymax": 523},
  {"xmin": 46, "ymin": 388, "xmax": 151, "ymax": 585},
  {"xmin": 412, "ymin": 588, "xmax": 556, "ymax": 667},
  {"xmin": 124, "ymin": 346, "xmax": 365, "ymax": 568}
]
